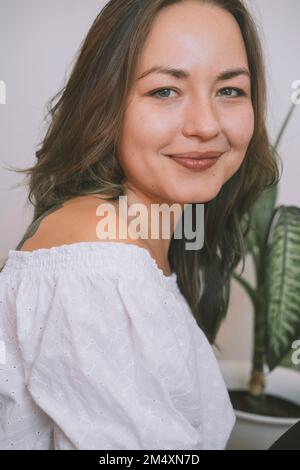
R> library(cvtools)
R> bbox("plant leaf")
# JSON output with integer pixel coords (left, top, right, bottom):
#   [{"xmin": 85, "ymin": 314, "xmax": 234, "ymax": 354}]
[
  {"xmin": 265, "ymin": 205, "xmax": 300, "ymax": 371},
  {"xmin": 244, "ymin": 185, "xmax": 279, "ymax": 254},
  {"xmin": 252, "ymin": 185, "xmax": 278, "ymax": 249},
  {"xmin": 238, "ymin": 184, "xmax": 278, "ymax": 262},
  {"xmin": 240, "ymin": 211, "xmax": 256, "ymax": 255}
]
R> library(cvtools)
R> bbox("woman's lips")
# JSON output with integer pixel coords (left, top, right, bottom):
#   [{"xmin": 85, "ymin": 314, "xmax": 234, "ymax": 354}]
[{"xmin": 169, "ymin": 156, "xmax": 220, "ymax": 171}]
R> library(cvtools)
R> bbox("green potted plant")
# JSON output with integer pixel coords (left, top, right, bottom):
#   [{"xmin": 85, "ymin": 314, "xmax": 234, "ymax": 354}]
[{"xmin": 219, "ymin": 101, "xmax": 300, "ymax": 450}]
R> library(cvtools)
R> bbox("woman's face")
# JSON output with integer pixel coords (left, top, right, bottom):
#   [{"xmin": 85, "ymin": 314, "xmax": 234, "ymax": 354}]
[{"xmin": 118, "ymin": 0, "xmax": 254, "ymax": 206}]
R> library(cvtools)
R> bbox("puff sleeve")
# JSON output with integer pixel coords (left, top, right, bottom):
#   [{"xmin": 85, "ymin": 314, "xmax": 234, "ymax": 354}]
[{"xmin": 15, "ymin": 271, "xmax": 205, "ymax": 450}]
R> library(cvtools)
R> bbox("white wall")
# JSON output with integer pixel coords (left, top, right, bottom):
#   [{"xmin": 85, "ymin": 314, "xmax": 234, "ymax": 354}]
[
  {"xmin": 0, "ymin": 0, "xmax": 107, "ymax": 265},
  {"xmin": 0, "ymin": 1, "xmax": 299, "ymax": 361}
]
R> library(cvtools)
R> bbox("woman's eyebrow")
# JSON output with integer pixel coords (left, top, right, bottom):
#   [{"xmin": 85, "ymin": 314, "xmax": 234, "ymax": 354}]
[{"xmin": 137, "ymin": 66, "xmax": 251, "ymax": 82}]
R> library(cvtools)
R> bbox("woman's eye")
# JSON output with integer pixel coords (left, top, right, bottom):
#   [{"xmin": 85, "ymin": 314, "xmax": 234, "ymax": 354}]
[
  {"xmin": 218, "ymin": 87, "xmax": 246, "ymax": 98},
  {"xmin": 148, "ymin": 86, "xmax": 246, "ymax": 100},
  {"xmin": 149, "ymin": 88, "xmax": 178, "ymax": 99}
]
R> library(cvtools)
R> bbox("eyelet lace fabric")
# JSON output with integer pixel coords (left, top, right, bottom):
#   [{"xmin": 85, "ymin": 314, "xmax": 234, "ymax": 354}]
[{"xmin": 0, "ymin": 241, "xmax": 235, "ymax": 450}]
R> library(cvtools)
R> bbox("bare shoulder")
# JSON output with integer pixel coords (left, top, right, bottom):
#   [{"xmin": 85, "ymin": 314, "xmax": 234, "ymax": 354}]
[{"xmin": 19, "ymin": 194, "xmax": 134, "ymax": 252}]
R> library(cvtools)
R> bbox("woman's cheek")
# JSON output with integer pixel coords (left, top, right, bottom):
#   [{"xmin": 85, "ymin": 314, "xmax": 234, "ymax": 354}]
[
  {"xmin": 131, "ymin": 110, "xmax": 169, "ymax": 146},
  {"xmin": 223, "ymin": 105, "xmax": 254, "ymax": 150},
  {"xmin": 240, "ymin": 105, "xmax": 255, "ymax": 146}
]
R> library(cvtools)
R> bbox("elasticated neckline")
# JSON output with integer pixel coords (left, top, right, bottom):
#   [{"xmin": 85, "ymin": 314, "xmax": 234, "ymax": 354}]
[{"xmin": 2, "ymin": 241, "xmax": 178, "ymax": 292}]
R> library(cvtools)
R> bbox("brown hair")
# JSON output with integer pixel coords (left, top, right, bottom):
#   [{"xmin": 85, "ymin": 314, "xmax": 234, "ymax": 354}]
[{"xmin": 3, "ymin": 0, "xmax": 280, "ymax": 344}]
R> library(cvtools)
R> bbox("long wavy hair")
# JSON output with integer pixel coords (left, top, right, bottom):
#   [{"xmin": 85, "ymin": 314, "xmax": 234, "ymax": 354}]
[{"xmin": 2, "ymin": 0, "xmax": 280, "ymax": 344}]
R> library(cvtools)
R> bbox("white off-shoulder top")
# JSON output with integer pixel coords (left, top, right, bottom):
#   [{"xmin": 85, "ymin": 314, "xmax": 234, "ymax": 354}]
[{"xmin": 0, "ymin": 241, "xmax": 235, "ymax": 450}]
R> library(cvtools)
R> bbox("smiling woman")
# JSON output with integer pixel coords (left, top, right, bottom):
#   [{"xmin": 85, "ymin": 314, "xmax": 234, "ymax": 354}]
[
  {"xmin": 118, "ymin": 1, "xmax": 255, "ymax": 211},
  {"xmin": 0, "ymin": 0, "xmax": 280, "ymax": 450}
]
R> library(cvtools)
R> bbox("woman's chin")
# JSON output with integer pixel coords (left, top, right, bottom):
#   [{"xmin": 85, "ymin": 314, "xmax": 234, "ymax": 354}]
[{"xmin": 168, "ymin": 183, "xmax": 224, "ymax": 205}]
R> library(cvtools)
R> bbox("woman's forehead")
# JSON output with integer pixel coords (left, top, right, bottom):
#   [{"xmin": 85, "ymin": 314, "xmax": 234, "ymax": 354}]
[{"xmin": 135, "ymin": 3, "xmax": 248, "ymax": 79}]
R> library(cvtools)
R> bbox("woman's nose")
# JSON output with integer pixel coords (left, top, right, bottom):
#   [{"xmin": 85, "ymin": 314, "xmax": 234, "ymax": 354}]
[{"xmin": 181, "ymin": 95, "xmax": 221, "ymax": 140}]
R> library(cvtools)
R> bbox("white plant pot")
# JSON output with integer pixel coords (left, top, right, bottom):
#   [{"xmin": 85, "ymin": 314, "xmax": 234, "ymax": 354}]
[{"xmin": 218, "ymin": 360, "xmax": 300, "ymax": 450}]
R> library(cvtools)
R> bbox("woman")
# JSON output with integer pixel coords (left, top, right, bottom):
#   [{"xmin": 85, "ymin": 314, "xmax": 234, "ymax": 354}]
[{"xmin": 0, "ymin": 0, "xmax": 279, "ymax": 450}]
